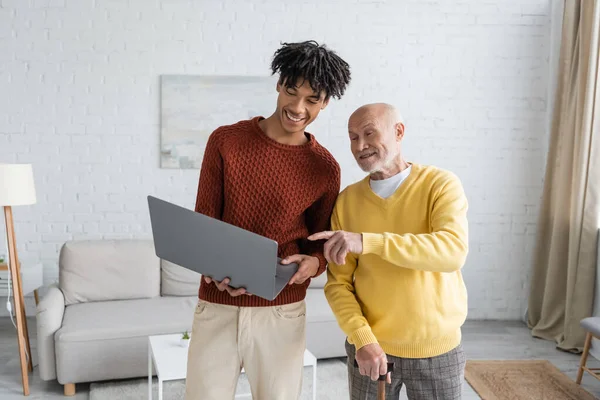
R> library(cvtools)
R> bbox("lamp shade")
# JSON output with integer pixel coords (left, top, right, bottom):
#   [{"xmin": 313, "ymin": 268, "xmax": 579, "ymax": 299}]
[{"xmin": 0, "ymin": 164, "xmax": 37, "ymax": 206}]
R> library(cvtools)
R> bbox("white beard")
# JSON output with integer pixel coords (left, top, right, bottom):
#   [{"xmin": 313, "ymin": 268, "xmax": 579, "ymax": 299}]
[{"xmin": 363, "ymin": 155, "xmax": 395, "ymax": 174}]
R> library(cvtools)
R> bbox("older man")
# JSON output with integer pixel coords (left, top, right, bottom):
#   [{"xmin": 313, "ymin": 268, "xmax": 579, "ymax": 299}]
[{"xmin": 309, "ymin": 103, "xmax": 469, "ymax": 399}]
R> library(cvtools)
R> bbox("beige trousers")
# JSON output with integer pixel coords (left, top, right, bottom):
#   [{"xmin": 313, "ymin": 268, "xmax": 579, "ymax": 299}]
[{"xmin": 184, "ymin": 299, "xmax": 306, "ymax": 400}]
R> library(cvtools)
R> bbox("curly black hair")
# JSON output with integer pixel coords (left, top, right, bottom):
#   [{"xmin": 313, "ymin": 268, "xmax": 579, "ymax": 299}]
[{"xmin": 270, "ymin": 40, "xmax": 351, "ymax": 100}]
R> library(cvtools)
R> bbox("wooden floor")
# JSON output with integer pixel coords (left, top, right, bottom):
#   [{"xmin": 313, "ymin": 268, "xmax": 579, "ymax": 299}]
[{"xmin": 1, "ymin": 318, "xmax": 599, "ymax": 399}]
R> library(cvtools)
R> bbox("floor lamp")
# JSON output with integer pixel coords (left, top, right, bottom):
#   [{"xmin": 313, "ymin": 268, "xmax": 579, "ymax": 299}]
[{"xmin": 0, "ymin": 164, "xmax": 36, "ymax": 396}]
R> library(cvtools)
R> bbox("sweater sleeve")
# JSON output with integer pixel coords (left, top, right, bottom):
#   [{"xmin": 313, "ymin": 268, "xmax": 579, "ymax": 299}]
[
  {"xmin": 361, "ymin": 173, "xmax": 468, "ymax": 273},
  {"xmin": 324, "ymin": 206, "xmax": 378, "ymax": 350},
  {"xmin": 194, "ymin": 130, "xmax": 224, "ymax": 219},
  {"xmin": 303, "ymin": 164, "xmax": 341, "ymax": 277}
]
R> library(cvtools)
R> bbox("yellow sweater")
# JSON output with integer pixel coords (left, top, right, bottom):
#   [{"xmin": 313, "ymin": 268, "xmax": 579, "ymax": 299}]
[{"xmin": 324, "ymin": 163, "xmax": 469, "ymax": 358}]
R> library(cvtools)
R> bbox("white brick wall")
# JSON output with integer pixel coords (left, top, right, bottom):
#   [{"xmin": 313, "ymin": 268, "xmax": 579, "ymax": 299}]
[{"xmin": 0, "ymin": 0, "xmax": 553, "ymax": 319}]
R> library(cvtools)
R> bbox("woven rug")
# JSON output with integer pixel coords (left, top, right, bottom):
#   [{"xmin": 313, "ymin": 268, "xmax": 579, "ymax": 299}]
[{"xmin": 465, "ymin": 360, "xmax": 595, "ymax": 399}]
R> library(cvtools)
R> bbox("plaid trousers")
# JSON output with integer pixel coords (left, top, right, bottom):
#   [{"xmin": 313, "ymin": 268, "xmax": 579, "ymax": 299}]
[{"xmin": 345, "ymin": 340, "xmax": 466, "ymax": 400}]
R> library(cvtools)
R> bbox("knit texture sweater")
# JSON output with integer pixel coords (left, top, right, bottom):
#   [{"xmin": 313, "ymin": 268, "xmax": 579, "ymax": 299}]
[
  {"xmin": 324, "ymin": 163, "xmax": 469, "ymax": 358},
  {"xmin": 195, "ymin": 116, "xmax": 341, "ymax": 307}
]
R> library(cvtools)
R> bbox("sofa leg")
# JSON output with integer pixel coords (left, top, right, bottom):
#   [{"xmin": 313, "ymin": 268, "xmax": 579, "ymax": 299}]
[{"xmin": 64, "ymin": 383, "xmax": 75, "ymax": 396}]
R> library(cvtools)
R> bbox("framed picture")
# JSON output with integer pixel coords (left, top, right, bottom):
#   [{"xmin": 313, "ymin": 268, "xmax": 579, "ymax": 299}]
[{"xmin": 160, "ymin": 75, "xmax": 277, "ymax": 169}]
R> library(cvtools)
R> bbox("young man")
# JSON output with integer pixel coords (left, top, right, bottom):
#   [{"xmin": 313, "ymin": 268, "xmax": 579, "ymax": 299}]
[
  {"xmin": 184, "ymin": 41, "xmax": 351, "ymax": 400},
  {"xmin": 310, "ymin": 103, "xmax": 469, "ymax": 399}
]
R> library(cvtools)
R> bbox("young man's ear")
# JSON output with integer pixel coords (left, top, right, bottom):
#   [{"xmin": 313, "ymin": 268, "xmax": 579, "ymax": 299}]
[{"xmin": 321, "ymin": 97, "xmax": 330, "ymax": 110}]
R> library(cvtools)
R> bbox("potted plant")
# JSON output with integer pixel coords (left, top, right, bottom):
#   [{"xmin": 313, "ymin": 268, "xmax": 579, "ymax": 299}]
[{"xmin": 180, "ymin": 331, "xmax": 191, "ymax": 347}]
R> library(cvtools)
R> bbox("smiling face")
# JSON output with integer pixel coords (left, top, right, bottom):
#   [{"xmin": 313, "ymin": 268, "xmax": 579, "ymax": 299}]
[
  {"xmin": 348, "ymin": 105, "xmax": 405, "ymax": 176},
  {"xmin": 275, "ymin": 78, "xmax": 329, "ymax": 136}
]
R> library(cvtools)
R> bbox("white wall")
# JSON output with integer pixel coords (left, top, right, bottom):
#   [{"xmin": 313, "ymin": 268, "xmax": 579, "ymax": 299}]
[{"xmin": 0, "ymin": 0, "xmax": 552, "ymax": 319}]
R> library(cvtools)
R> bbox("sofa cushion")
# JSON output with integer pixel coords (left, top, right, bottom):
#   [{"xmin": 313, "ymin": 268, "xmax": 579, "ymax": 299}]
[
  {"xmin": 54, "ymin": 296, "xmax": 196, "ymax": 384},
  {"xmin": 56, "ymin": 296, "xmax": 197, "ymax": 343},
  {"xmin": 161, "ymin": 260, "xmax": 202, "ymax": 296},
  {"xmin": 56, "ymin": 334, "xmax": 150, "ymax": 384},
  {"xmin": 59, "ymin": 240, "xmax": 161, "ymax": 305},
  {"xmin": 305, "ymin": 288, "xmax": 336, "ymax": 323},
  {"xmin": 306, "ymin": 319, "xmax": 347, "ymax": 359},
  {"xmin": 309, "ymin": 272, "xmax": 328, "ymax": 288},
  {"xmin": 305, "ymin": 288, "xmax": 347, "ymax": 359}
]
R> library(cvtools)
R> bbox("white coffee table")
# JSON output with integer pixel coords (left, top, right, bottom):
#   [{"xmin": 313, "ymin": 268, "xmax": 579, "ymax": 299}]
[{"xmin": 148, "ymin": 333, "xmax": 317, "ymax": 400}]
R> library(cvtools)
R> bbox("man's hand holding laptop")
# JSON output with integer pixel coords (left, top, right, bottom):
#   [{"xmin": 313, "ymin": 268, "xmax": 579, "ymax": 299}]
[
  {"xmin": 281, "ymin": 254, "xmax": 319, "ymax": 285},
  {"xmin": 203, "ymin": 276, "xmax": 251, "ymax": 297},
  {"xmin": 203, "ymin": 253, "xmax": 319, "ymax": 297}
]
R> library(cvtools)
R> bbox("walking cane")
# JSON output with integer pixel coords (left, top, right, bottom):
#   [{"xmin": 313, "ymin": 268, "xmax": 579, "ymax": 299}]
[{"xmin": 353, "ymin": 360, "xmax": 394, "ymax": 400}]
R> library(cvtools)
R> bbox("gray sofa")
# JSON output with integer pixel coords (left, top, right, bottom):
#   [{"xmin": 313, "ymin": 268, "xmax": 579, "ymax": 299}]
[{"xmin": 35, "ymin": 239, "xmax": 346, "ymax": 395}]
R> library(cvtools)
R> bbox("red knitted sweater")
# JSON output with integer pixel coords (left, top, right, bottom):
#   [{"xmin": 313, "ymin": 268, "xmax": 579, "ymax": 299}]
[{"xmin": 195, "ymin": 116, "xmax": 341, "ymax": 307}]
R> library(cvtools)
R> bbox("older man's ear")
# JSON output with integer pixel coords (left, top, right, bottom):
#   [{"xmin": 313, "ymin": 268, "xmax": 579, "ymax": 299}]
[{"xmin": 395, "ymin": 122, "xmax": 405, "ymax": 140}]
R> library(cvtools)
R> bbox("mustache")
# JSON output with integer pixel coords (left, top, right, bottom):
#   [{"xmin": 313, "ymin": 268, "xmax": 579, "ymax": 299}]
[{"xmin": 357, "ymin": 151, "xmax": 377, "ymax": 158}]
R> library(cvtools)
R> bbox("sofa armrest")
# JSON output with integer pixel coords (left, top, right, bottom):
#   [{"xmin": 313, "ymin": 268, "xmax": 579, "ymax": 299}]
[{"xmin": 36, "ymin": 283, "xmax": 65, "ymax": 381}]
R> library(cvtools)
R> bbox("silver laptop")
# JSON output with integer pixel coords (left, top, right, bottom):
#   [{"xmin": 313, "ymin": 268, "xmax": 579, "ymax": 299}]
[{"xmin": 147, "ymin": 195, "xmax": 299, "ymax": 301}]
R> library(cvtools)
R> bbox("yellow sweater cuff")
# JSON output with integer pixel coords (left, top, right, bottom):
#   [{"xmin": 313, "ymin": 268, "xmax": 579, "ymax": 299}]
[
  {"xmin": 350, "ymin": 326, "xmax": 378, "ymax": 350},
  {"xmin": 362, "ymin": 233, "xmax": 385, "ymax": 255}
]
